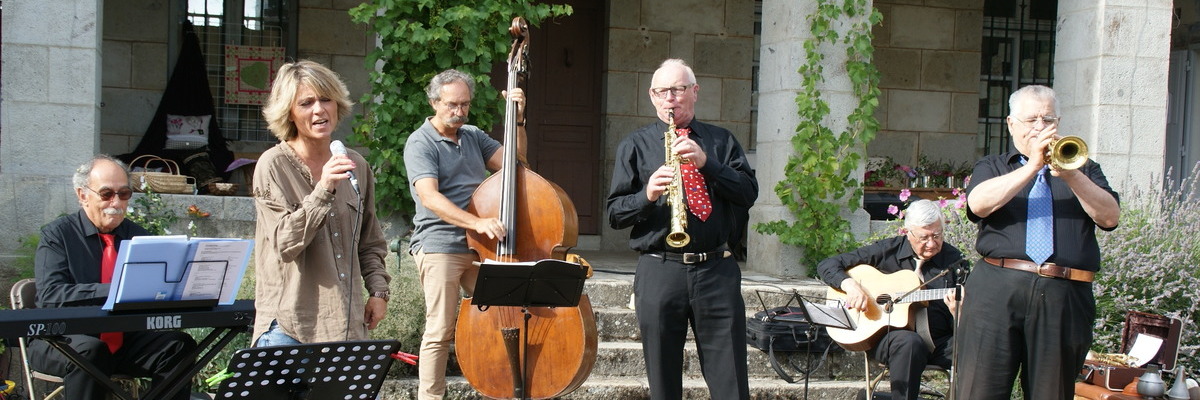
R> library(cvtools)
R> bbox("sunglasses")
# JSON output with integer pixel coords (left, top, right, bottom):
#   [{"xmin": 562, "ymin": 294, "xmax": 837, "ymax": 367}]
[{"xmin": 85, "ymin": 186, "xmax": 134, "ymax": 201}]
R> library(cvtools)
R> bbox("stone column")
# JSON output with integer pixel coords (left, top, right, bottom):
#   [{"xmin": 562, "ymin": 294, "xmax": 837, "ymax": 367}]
[
  {"xmin": 1054, "ymin": 0, "xmax": 1172, "ymax": 192},
  {"xmin": 0, "ymin": 0, "xmax": 103, "ymax": 256},
  {"xmin": 752, "ymin": 0, "xmax": 872, "ymax": 277},
  {"xmin": 2, "ymin": 0, "xmax": 103, "ymax": 175}
]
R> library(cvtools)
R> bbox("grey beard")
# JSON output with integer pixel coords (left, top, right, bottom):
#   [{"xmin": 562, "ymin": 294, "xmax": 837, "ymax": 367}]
[{"xmin": 103, "ymin": 207, "xmax": 125, "ymax": 216}]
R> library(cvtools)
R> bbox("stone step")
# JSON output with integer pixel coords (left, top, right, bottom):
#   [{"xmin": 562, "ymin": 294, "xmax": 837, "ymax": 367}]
[
  {"xmin": 433, "ymin": 341, "xmax": 863, "ymax": 382},
  {"xmin": 590, "ymin": 341, "xmax": 864, "ymax": 380},
  {"xmin": 380, "ymin": 375, "xmax": 870, "ymax": 399},
  {"xmin": 583, "ymin": 270, "xmax": 833, "ymax": 315}
]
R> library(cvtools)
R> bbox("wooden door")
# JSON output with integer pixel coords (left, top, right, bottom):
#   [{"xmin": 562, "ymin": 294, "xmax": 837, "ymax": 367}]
[{"xmin": 524, "ymin": 0, "xmax": 604, "ymax": 235}]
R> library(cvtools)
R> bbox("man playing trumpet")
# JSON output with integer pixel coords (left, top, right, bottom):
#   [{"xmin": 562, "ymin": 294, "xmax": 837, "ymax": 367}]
[
  {"xmin": 607, "ymin": 58, "xmax": 758, "ymax": 399},
  {"xmin": 955, "ymin": 84, "xmax": 1120, "ymax": 399}
]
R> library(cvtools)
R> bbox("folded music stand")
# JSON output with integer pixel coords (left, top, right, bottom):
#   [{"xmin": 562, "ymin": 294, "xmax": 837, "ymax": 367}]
[
  {"xmin": 470, "ymin": 259, "xmax": 588, "ymax": 400},
  {"xmin": 214, "ymin": 340, "xmax": 400, "ymax": 399}
]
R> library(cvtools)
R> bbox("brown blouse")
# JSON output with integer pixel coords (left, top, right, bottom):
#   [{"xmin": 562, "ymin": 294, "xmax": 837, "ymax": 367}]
[{"xmin": 251, "ymin": 142, "xmax": 390, "ymax": 343}]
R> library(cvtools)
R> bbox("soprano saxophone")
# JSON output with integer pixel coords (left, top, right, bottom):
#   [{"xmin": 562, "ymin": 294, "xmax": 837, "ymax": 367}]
[{"xmin": 664, "ymin": 110, "xmax": 691, "ymax": 248}]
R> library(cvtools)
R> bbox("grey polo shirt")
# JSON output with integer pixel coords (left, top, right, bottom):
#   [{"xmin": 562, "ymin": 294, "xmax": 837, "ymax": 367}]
[{"xmin": 404, "ymin": 118, "xmax": 501, "ymax": 254}]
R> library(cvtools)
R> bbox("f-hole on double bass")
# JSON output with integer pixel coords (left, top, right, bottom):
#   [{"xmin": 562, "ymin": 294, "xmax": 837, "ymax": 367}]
[{"xmin": 454, "ymin": 16, "xmax": 598, "ymax": 400}]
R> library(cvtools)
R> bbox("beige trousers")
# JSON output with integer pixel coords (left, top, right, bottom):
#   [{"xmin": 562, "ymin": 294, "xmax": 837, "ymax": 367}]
[{"xmin": 415, "ymin": 250, "xmax": 479, "ymax": 400}]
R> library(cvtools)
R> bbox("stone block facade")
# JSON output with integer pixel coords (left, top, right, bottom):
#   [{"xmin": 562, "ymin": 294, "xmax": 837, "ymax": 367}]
[{"xmin": 870, "ymin": 1, "xmax": 983, "ymax": 170}]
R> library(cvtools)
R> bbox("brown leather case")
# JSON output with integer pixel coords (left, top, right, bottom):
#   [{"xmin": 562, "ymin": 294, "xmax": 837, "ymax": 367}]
[{"xmin": 1081, "ymin": 311, "xmax": 1183, "ymax": 391}]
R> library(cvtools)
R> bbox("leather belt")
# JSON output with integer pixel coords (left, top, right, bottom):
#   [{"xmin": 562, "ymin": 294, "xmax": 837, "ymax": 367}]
[
  {"xmin": 983, "ymin": 257, "xmax": 1095, "ymax": 283},
  {"xmin": 646, "ymin": 250, "xmax": 731, "ymax": 265}
]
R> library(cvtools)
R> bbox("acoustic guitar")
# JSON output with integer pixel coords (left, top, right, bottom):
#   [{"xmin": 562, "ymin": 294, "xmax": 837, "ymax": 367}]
[{"xmin": 824, "ymin": 265, "xmax": 958, "ymax": 351}]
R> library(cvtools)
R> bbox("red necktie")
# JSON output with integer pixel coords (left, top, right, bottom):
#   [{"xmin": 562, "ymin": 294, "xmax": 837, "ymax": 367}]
[
  {"xmin": 677, "ymin": 128, "xmax": 712, "ymax": 221},
  {"xmin": 98, "ymin": 233, "xmax": 123, "ymax": 353}
]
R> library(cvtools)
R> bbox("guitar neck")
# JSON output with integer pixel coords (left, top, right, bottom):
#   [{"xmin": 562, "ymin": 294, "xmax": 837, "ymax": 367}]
[{"xmin": 892, "ymin": 287, "xmax": 956, "ymax": 304}]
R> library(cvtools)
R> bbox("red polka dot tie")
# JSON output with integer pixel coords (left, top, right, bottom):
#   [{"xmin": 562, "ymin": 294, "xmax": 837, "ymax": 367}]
[{"xmin": 678, "ymin": 128, "xmax": 711, "ymax": 221}]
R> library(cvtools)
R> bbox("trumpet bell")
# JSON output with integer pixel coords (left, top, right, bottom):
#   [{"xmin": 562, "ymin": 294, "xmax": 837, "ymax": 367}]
[{"xmin": 1049, "ymin": 135, "xmax": 1088, "ymax": 170}]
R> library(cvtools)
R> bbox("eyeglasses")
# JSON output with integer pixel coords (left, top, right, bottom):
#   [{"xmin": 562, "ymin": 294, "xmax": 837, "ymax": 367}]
[
  {"xmin": 908, "ymin": 231, "xmax": 943, "ymax": 243},
  {"xmin": 650, "ymin": 84, "xmax": 694, "ymax": 99},
  {"xmin": 1013, "ymin": 115, "xmax": 1059, "ymax": 129},
  {"xmin": 85, "ymin": 186, "xmax": 134, "ymax": 201},
  {"xmin": 439, "ymin": 101, "xmax": 471, "ymax": 111}
]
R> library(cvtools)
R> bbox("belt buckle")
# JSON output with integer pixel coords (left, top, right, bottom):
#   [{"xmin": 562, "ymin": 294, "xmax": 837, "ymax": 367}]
[
  {"xmin": 1036, "ymin": 263, "xmax": 1062, "ymax": 279},
  {"xmin": 682, "ymin": 252, "xmax": 702, "ymax": 264}
]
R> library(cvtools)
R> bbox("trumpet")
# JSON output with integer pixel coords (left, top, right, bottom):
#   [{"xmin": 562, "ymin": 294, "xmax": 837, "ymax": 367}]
[
  {"xmin": 1047, "ymin": 135, "xmax": 1088, "ymax": 170},
  {"xmin": 664, "ymin": 110, "xmax": 690, "ymax": 248}
]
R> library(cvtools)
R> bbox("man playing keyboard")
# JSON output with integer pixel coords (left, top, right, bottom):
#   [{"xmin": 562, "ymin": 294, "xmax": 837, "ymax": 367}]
[{"xmin": 30, "ymin": 155, "xmax": 197, "ymax": 400}]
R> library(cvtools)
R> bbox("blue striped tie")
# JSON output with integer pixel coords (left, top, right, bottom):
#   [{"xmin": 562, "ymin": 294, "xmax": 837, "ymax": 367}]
[{"xmin": 1026, "ymin": 167, "xmax": 1054, "ymax": 264}]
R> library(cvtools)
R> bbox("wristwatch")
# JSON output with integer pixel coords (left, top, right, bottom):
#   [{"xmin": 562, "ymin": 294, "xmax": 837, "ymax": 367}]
[{"xmin": 370, "ymin": 291, "xmax": 390, "ymax": 302}]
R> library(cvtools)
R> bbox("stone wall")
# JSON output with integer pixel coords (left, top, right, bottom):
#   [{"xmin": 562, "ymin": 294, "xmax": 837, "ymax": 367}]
[{"xmin": 869, "ymin": 0, "xmax": 983, "ymax": 171}]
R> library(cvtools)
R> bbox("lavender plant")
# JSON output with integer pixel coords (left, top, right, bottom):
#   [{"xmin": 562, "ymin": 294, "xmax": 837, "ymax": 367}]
[{"xmin": 1093, "ymin": 162, "xmax": 1200, "ymax": 372}]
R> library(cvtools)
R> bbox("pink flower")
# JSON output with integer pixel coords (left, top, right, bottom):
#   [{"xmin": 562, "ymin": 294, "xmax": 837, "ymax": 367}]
[
  {"xmin": 887, "ymin": 204, "xmax": 899, "ymax": 215},
  {"xmin": 955, "ymin": 199, "xmax": 967, "ymax": 209},
  {"xmin": 952, "ymin": 188, "xmax": 961, "ymax": 196},
  {"xmin": 897, "ymin": 165, "xmax": 917, "ymax": 178},
  {"xmin": 963, "ymin": 175, "xmax": 972, "ymax": 187},
  {"xmin": 897, "ymin": 227, "xmax": 906, "ymax": 235},
  {"xmin": 938, "ymin": 198, "xmax": 948, "ymax": 208},
  {"xmin": 899, "ymin": 189, "xmax": 911, "ymax": 202}
]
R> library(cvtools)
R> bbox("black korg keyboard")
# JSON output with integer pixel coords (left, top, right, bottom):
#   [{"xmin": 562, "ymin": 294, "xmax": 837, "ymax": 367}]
[
  {"xmin": 0, "ymin": 299, "xmax": 255, "ymax": 400},
  {"xmin": 0, "ymin": 299, "xmax": 255, "ymax": 338}
]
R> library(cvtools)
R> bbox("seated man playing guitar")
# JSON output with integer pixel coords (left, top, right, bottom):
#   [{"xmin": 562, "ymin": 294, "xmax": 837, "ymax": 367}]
[{"xmin": 817, "ymin": 199, "xmax": 965, "ymax": 400}]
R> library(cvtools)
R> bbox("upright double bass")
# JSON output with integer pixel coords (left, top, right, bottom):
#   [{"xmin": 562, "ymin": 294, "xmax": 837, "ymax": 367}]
[{"xmin": 454, "ymin": 17, "xmax": 598, "ymax": 400}]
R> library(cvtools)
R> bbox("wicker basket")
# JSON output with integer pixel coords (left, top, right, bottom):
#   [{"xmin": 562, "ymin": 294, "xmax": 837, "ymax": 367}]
[{"xmin": 130, "ymin": 155, "xmax": 196, "ymax": 194}]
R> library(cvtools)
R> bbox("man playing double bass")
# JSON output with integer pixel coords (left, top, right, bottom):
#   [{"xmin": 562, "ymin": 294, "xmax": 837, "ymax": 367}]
[
  {"xmin": 607, "ymin": 58, "xmax": 758, "ymax": 399},
  {"xmin": 403, "ymin": 69, "xmax": 526, "ymax": 400}
]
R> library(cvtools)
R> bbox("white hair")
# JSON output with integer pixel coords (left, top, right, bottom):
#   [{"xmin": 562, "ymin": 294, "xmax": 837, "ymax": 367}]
[
  {"xmin": 1008, "ymin": 85, "xmax": 1058, "ymax": 117},
  {"xmin": 904, "ymin": 199, "xmax": 945, "ymax": 229}
]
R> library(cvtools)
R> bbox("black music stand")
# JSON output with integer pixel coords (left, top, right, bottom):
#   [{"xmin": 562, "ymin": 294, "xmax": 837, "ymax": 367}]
[
  {"xmin": 214, "ymin": 340, "xmax": 400, "ymax": 399},
  {"xmin": 470, "ymin": 259, "xmax": 588, "ymax": 400}
]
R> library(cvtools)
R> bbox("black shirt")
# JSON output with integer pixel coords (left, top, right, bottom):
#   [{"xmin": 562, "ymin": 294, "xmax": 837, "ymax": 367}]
[
  {"xmin": 816, "ymin": 235, "xmax": 963, "ymax": 339},
  {"xmin": 607, "ymin": 119, "xmax": 758, "ymax": 252},
  {"xmin": 965, "ymin": 151, "xmax": 1119, "ymax": 271},
  {"xmin": 34, "ymin": 209, "xmax": 151, "ymax": 308}
]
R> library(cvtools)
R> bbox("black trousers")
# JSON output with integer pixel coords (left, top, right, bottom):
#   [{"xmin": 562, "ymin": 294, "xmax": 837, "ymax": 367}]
[
  {"xmin": 870, "ymin": 330, "xmax": 952, "ymax": 400},
  {"xmin": 954, "ymin": 260, "xmax": 1095, "ymax": 399},
  {"xmin": 29, "ymin": 330, "xmax": 198, "ymax": 400},
  {"xmin": 634, "ymin": 253, "xmax": 749, "ymax": 400}
]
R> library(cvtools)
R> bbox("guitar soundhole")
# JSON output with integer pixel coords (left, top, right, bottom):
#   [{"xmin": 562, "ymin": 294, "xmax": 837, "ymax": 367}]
[{"xmin": 875, "ymin": 294, "xmax": 891, "ymax": 305}]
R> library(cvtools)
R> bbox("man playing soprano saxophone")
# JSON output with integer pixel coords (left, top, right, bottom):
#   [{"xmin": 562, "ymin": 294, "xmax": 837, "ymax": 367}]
[{"xmin": 606, "ymin": 58, "xmax": 759, "ymax": 400}]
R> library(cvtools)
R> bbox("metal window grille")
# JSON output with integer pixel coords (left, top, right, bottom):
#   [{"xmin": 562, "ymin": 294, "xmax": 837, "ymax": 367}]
[
  {"xmin": 186, "ymin": 0, "xmax": 291, "ymax": 142},
  {"xmin": 978, "ymin": 0, "xmax": 1057, "ymax": 155}
]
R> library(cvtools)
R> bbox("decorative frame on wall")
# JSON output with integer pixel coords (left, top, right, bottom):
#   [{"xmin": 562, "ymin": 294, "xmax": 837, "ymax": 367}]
[{"xmin": 223, "ymin": 45, "xmax": 284, "ymax": 106}]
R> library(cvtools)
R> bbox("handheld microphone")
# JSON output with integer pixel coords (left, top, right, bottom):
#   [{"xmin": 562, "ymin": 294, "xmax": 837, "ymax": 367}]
[{"xmin": 329, "ymin": 140, "xmax": 359, "ymax": 194}]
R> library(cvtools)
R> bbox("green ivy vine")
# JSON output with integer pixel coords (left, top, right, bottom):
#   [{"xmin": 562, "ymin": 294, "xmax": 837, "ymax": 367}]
[
  {"xmin": 348, "ymin": 1, "xmax": 572, "ymax": 218},
  {"xmin": 756, "ymin": 0, "xmax": 883, "ymax": 269}
]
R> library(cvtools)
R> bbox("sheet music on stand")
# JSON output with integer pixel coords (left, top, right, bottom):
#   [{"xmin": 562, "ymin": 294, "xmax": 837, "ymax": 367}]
[
  {"xmin": 795, "ymin": 294, "xmax": 855, "ymax": 330},
  {"xmin": 102, "ymin": 235, "xmax": 253, "ymax": 312}
]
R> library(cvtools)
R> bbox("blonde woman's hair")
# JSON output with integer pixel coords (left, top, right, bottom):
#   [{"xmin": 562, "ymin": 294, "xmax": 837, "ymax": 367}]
[{"xmin": 262, "ymin": 60, "xmax": 354, "ymax": 141}]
